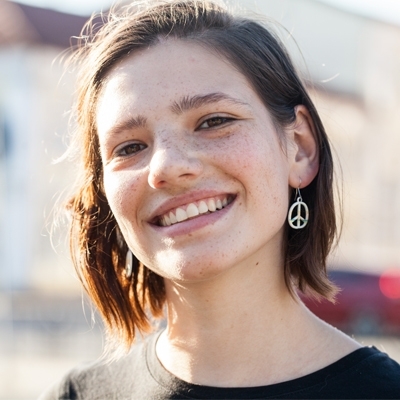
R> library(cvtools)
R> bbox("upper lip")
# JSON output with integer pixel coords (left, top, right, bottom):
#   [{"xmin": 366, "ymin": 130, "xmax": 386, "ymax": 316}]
[{"xmin": 148, "ymin": 190, "xmax": 234, "ymax": 224}]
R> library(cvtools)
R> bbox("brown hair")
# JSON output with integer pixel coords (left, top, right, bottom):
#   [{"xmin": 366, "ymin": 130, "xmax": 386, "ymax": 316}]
[{"xmin": 68, "ymin": 0, "xmax": 338, "ymax": 353}]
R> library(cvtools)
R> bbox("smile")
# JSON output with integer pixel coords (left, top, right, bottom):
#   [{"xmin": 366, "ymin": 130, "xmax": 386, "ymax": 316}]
[{"xmin": 158, "ymin": 195, "xmax": 234, "ymax": 227}]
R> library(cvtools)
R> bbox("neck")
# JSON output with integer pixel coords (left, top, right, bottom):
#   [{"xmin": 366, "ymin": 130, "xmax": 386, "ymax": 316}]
[
  {"xmin": 166, "ymin": 263, "xmax": 287, "ymax": 333},
  {"xmin": 157, "ymin": 254, "xmax": 306, "ymax": 386},
  {"xmin": 155, "ymin": 255, "xmax": 360, "ymax": 387}
]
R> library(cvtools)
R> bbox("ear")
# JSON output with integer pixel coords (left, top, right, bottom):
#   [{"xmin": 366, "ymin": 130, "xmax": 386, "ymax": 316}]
[{"xmin": 288, "ymin": 105, "xmax": 319, "ymax": 189}]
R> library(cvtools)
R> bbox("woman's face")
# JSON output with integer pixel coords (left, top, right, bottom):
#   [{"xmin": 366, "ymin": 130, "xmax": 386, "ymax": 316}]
[{"xmin": 96, "ymin": 39, "xmax": 295, "ymax": 283}]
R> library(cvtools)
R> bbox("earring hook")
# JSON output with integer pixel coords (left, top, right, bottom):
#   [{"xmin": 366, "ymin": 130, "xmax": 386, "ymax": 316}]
[{"xmin": 295, "ymin": 178, "xmax": 302, "ymax": 201}]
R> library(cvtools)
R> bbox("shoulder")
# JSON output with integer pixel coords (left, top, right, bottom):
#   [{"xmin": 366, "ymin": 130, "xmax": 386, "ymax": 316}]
[
  {"xmin": 301, "ymin": 346, "xmax": 400, "ymax": 399},
  {"xmin": 347, "ymin": 347, "xmax": 400, "ymax": 387},
  {"xmin": 38, "ymin": 338, "xmax": 148, "ymax": 400}
]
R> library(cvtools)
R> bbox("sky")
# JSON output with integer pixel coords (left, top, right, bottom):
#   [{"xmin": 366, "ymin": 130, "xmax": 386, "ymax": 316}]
[{"xmin": 11, "ymin": 0, "xmax": 400, "ymax": 26}]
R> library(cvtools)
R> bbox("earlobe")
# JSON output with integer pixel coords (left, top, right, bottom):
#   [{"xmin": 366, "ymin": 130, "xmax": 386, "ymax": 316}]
[{"xmin": 288, "ymin": 105, "xmax": 319, "ymax": 188}]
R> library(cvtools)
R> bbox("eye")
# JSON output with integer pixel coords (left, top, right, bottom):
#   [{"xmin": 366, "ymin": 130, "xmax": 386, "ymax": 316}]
[
  {"xmin": 198, "ymin": 116, "xmax": 235, "ymax": 129},
  {"xmin": 115, "ymin": 142, "xmax": 147, "ymax": 157}
]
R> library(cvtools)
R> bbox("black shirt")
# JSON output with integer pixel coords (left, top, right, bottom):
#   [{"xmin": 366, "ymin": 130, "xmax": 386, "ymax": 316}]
[{"xmin": 40, "ymin": 331, "xmax": 400, "ymax": 399}]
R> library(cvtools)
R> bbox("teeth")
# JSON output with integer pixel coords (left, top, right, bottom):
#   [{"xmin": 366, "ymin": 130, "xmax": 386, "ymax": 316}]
[
  {"xmin": 186, "ymin": 203, "xmax": 199, "ymax": 218},
  {"xmin": 175, "ymin": 207, "xmax": 188, "ymax": 222},
  {"xmin": 207, "ymin": 199, "xmax": 216, "ymax": 212},
  {"xmin": 159, "ymin": 196, "xmax": 231, "ymax": 227},
  {"xmin": 198, "ymin": 201, "xmax": 208, "ymax": 214},
  {"xmin": 169, "ymin": 211, "xmax": 177, "ymax": 224}
]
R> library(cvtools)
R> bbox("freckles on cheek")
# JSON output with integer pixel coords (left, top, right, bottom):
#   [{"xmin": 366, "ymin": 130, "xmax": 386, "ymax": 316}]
[
  {"xmin": 210, "ymin": 134, "xmax": 252, "ymax": 169},
  {"xmin": 103, "ymin": 172, "xmax": 139, "ymax": 217},
  {"xmin": 219, "ymin": 135, "xmax": 264, "ymax": 175}
]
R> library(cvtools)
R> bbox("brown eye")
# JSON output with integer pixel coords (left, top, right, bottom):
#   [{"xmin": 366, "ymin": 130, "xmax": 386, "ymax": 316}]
[
  {"xmin": 207, "ymin": 117, "xmax": 225, "ymax": 127},
  {"xmin": 117, "ymin": 143, "xmax": 146, "ymax": 156},
  {"xmin": 199, "ymin": 116, "xmax": 233, "ymax": 129}
]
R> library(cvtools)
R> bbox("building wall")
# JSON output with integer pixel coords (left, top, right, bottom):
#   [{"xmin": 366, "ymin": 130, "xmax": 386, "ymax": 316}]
[{"xmin": 0, "ymin": 45, "xmax": 77, "ymax": 290}]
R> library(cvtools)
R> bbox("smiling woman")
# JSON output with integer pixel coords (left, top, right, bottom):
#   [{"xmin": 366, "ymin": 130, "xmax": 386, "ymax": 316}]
[{"xmin": 40, "ymin": 1, "xmax": 400, "ymax": 399}]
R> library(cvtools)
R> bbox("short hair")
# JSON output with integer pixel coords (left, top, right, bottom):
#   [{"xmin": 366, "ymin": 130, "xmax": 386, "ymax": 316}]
[{"xmin": 67, "ymin": 0, "xmax": 338, "ymax": 353}]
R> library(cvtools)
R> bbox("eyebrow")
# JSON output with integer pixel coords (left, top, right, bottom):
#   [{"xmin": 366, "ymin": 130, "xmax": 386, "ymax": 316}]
[
  {"xmin": 105, "ymin": 114, "xmax": 147, "ymax": 137},
  {"xmin": 170, "ymin": 92, "xmax": 249, "ymax": 114}
]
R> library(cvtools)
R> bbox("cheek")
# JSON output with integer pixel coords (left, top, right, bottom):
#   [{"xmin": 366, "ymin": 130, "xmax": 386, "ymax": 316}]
[
  {"xmin": 103, "ymin": 170, "xmax": 142, "ymax": 234},
  {"xmin": 206, "ymin": 132, "xmax": 254, "ymax": 172},
  {"xmin": 212, "ymin": 129, "xmax": 288, "ymax": 186},
  {"xmin": 220, "ymin": 131, "xmax": 289, "ymax": 222},
  {"xmin": 104, "ymin": 171, "xmax": 152, "ymax": 263}
]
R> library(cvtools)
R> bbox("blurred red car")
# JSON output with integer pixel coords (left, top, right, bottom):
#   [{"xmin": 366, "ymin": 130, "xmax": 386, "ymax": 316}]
[{"xmin": 302, "ymin": 268, "xmax": 400, "ymax": 335}]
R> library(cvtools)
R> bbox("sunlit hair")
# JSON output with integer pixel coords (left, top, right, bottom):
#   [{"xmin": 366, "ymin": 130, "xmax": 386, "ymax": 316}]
[{"xmin": 67, "ymin": 0, "xmax": 338, "ymax": 356}]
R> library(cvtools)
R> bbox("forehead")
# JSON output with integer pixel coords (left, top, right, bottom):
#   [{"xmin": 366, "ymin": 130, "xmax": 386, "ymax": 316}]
[
  {"xmin": 96, "ymin": 39, "xmax": 260, "ymax": 128},
  {"xmin": 103, "ymin": 38, "xmax": 250, "ymax": 89}
]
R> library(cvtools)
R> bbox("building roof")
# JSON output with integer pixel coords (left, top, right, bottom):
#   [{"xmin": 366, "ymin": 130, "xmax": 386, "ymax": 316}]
[{"xmin": 0, "ymin": 1, "xmax": 90, "ymax": 48}]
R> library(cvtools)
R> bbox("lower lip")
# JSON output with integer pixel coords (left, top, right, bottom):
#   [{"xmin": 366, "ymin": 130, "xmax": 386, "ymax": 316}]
[{"xmin": 150, "ymin": 198, "xmax": 235, "ymax": 237}]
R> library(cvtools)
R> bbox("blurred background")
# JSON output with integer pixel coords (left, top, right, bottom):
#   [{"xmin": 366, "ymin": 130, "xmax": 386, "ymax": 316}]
[{"xmin": 0, "ymin": 0, "xmax": 400, "ymax": 398}]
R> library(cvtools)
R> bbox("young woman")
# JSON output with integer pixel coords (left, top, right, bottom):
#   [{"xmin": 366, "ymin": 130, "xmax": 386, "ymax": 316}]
[{"xmin": 41, "ymin": 1, "xmax": 400, "ymax": 398}]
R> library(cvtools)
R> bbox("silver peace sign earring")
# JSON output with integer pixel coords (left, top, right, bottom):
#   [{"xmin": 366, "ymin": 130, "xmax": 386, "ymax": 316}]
[{"xmin": 288, "ymin": 187, "xmax": 309, "ymax": 229}]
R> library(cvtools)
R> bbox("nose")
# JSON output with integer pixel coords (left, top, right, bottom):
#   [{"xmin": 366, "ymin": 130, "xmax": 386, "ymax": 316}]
[{"xmin": 148, "ymin": 138, "xmax": 204, "ymax": 189}]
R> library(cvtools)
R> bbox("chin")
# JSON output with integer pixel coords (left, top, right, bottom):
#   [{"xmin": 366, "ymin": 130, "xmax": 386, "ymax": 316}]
[{"xmin": 150, "ymin": 252, "xmax": 229, "ymax": 283}]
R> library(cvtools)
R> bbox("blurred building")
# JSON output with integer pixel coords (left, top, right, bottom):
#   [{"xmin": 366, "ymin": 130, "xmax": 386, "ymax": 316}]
[
  {"xmin": 0, "ymin": 4, "xmax": 102, "ymax": 398},
  {"xmin": 0, "ymin": 1, "xmax": 88, "ymax": 290}
]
